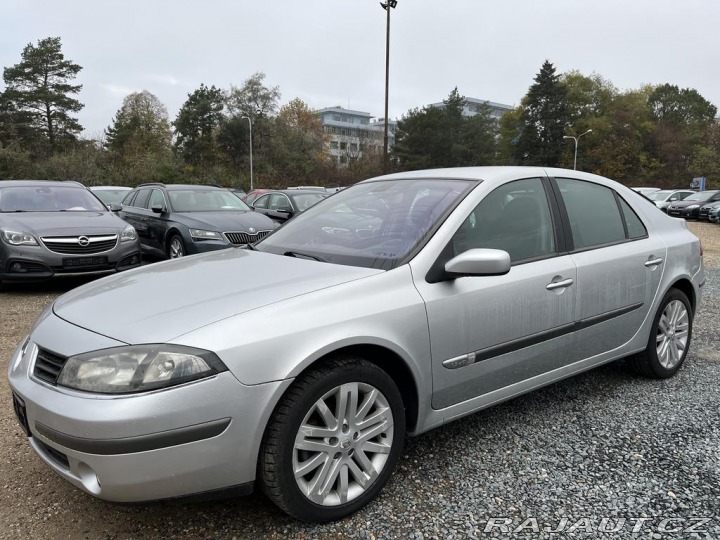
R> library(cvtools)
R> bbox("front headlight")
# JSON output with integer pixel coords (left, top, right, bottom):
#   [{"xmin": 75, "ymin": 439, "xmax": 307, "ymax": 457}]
[
  {"xmin": 120, "ymin": 225, "xmax": 137, "ymax": 242},
  {"xmin": 56, "ymin": 345, "xmax": 228, "ymax": 394},
  {"xmin": 190, "ymin": 229, "xmax": 223, "ymax": 241},
  {"xmin": 686, "ymin": 204, "xmax": 700, "ymax": 209},
  {"xmin": 1, "ymin": 229, "xmax": 38, "ymax": 246}
]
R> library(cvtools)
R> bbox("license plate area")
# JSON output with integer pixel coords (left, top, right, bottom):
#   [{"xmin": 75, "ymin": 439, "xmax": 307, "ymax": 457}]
[
  {"xmin": 62, "ymin": 256, "xmax": 108, "ymax": 268},
  {"xmin": 12, "ymin": 392, "xmax": 30, "ymax": 437}
]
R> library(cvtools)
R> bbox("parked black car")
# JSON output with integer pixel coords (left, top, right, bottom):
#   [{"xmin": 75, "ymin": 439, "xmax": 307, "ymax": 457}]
[
  {"xmin": 667, "ymin": 190, "xmax": 720, "ymax": 219},
  {"xmin": 118, "ymin": 183, "xmax": 277, "ymax": 259},
  {"xmin": 251, "ymin": 189, "xmax": 328, "ymax": 223},
  {"xmin": 0, "ymin": 180, "xmax": 141, "ymax": 287}
]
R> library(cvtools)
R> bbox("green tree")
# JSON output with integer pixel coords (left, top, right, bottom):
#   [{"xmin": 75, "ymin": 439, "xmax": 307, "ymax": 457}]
[
  {"xmin": 515, "ymin": 60, "xmax": 568, "ymax": 166},
  {"xmin": 173, "ymin": 84, "xmax": 225, "ymax": 176},
  {"xmin": 393, "ymin": 88, "xmax": 498, "ymax": 170},
  {"xmin": 2, "ymin": 37, "xmax": 83, "ymax": 151},
  {"xmin": 105, "ymin": 90, "xmax": 172, "ymax": 156}
]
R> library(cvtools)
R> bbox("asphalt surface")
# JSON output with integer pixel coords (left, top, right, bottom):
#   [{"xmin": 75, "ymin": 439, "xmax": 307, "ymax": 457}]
[{"xmin": 0, "ymin": 223, "xmax": 718, "ymax": 539}]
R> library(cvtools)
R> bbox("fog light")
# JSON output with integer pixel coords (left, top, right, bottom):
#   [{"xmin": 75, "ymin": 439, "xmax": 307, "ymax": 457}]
[
  {"xmin": 77, "ymin": 462, "xmax": 102, "ymax": 494},
  {"xmin": 10, "ymin": 262, "xmax": 27, "ymax": 273}
]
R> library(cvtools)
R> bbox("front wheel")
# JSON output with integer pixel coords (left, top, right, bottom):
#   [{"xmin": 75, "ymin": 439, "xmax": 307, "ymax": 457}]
[
  {"xmin": 258, "ymin": 356, "xmax": 405, "ymax": 522},
  {"xmin": 629, "ymin": 288, "xmax": 693, "ymax": 378},
  {"xmin": 166, "ymin": 234, "xmax": 185, "ymax": 259}
]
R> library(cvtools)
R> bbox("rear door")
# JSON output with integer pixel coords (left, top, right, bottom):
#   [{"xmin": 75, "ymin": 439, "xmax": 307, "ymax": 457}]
[{"xmin": 552, "ymin": 177, "xmax": 665, "ymax": 362}]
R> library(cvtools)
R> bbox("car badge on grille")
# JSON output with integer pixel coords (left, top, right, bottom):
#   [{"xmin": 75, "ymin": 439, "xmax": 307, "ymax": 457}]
[
  {"xmin": 78, "ymin": 236, "xmax": 90, "ymax": 246},
  {"xmin": 249, "ymin": 227, "xmax": 256, "ymax": 234}
]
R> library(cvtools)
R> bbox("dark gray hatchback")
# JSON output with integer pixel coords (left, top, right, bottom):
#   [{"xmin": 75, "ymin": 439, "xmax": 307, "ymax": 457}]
[{"xmin": 0, "ymin": 180, "xmax": 141, "ymax": 287}]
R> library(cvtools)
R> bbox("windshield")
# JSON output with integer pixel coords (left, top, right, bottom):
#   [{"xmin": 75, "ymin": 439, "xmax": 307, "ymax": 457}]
[
  {"xmin": 256, "ymin": 178, "xmax": 474, "ymax": 270},
  {"xmin": 0, "ymin": 186, "xmax": 107, "ymax": 212},
  {"xmin": 92, "ymin": 188, "xmax": 130, "ymax": 205},
  {"xmin": 168, "ymin": 190, "xmax": 251, "ymax": 212},
  {"xmin": 685, "ymin": 191, "xmax": 716, "ymax": 202},
  {"xmin": 646, "ymin": 190, "xmax": 672, "ymax": 201}
]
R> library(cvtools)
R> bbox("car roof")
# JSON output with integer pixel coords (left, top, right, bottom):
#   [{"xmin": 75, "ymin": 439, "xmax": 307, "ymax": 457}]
[
  {"xmin": 269, "ymin": 189, "xmax": 329, "ymax": 196},
  {"xmin": 0, "ymin": 179, "xmax": 86, "ymax": 189},
  {"xmin": 89, "ymin": 185, "xmax": 132, "ymax": 190},
  {"xmin": 135, "ymin": 183, "xmax": 227, "ymax": 191},
  {"xmin": 362, "ymin": 166, "xmax": 627, "ymax": 189}
]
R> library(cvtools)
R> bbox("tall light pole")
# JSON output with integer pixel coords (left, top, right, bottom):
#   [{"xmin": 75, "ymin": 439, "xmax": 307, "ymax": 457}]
[
  {"xmin": 380, "ymin": 0, "xmax": 397, "ymax": 174},
  {"xmin": 563, "ymin": 129, "xmax": 592, "ymax": 170},
  {"xmin": 241, "ymin": 115, "xmax": 254, "ymax": 191}
]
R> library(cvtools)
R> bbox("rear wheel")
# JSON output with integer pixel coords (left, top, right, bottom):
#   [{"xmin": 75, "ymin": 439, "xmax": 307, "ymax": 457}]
[
  {"xmin": 258, "ymin": 356, "xmax": 405, "ymax": 522},
  {"xmin": 629, "ymin": 288, "xmax": 692, "ymax": 378},
  {"xmin": 167, "ymin": 234, "xmax": 185, "ymax": 259}
]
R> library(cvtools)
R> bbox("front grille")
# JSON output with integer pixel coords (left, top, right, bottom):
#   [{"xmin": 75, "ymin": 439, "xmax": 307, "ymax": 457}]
[
  {"xmin": 224, "ymin": 230, "xmax": 272, "ymax": 245},
  {"xmin": 41, "ymin": 235, "xmax": 118, "ymax": 255},
  {"xmin": 33, "ymin": 348, "xmax": 68, "ymax": 385}
]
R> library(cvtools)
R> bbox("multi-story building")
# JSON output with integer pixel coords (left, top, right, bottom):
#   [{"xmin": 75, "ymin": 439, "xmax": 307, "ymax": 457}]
[
  {"xmin": 428, "ymin": 97, "xmax": 514, "ymax": 121},
  {"xmin": 317, "ymin": 107, "xmax": 396, "ymax": 166}
]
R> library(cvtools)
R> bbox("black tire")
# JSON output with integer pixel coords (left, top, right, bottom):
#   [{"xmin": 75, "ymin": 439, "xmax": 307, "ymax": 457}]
[
  {"xmin": 258, "ymin": 356, "xmax": 406, "ymax": 522},
  {"xmin": 166, "ymin": 234, "xmax": 185, "ymax": 259},
  {"xmin": 629, "ymin": 288, "xmax": 693, "ymax": 378}
]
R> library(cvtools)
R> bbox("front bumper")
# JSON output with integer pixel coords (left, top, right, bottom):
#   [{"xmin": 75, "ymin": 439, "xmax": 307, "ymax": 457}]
[
  {"xmin": 667, "ymin": 207, "xmax": 700, "ymax": 219},
  {"xmin": 7, "ymin": 312, "xmax": 291, "ymax": 502},
  {"xmin": 0, "ymin": 241, "xmax": 141, "ymax": 282}
]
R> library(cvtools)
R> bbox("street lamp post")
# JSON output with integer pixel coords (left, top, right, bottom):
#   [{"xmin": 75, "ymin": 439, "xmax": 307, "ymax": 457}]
[
  {"xmin": 563, "ymin": 129, "xmax": 593, "ymax": 170},
  {"xmin": 380, "ymin": 0, "xmax": 397, "ymax": 174},
  {"xmin": 241, "ymin": 115, "xmax": 254, "ymax": 191}
]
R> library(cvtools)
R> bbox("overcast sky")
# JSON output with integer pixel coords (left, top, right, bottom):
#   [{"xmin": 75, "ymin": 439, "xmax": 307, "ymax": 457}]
[{"xmin": 1, "ymin": 0, "xmax": 718, "ymax": 137}]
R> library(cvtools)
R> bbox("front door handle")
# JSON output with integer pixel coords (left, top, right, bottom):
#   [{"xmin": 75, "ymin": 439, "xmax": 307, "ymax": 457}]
[
  {"xmin": 546, "ymin": 278, "xmax": 574, "ymax": 290},
  {"xmin": 645, "ymin": 257, "xmax": 663, "ymax": 267}
]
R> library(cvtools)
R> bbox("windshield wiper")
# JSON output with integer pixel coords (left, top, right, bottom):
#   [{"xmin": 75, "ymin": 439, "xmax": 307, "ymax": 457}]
[{"xmin": 283, "ymin": 251, "xmax": 325, "ymax": 262}]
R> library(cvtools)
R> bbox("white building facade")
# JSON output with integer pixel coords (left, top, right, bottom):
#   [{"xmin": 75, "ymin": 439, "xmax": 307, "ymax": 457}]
[{"xmin": 317, "ymin": 107, "xmax": 396, "ymax": 166}]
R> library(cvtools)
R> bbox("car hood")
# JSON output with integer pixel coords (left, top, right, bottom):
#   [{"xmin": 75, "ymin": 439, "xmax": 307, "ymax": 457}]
[
  {"xmin": 52, "ymin": 248, "xmax": 383, "ymax": 343},
  {"xmin": 0, "ymin": 211, "xmax": 128, "ymax": 236},
  {"xmin": 173, "ymin": 211, "xmax": 276, "ymax": 232},
  {"xmin": 669, "ymin": 200, "xmax": 712, "ymax": 209}
]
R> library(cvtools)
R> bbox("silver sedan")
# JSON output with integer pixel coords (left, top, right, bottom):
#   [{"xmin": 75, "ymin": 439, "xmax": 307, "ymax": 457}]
[{"xmin": 8, "ymin": 167, "xmax": 704, "ymax": 522}]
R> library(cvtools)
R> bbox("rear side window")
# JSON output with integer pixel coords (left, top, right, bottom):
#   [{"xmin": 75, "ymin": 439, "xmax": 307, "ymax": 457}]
[
  {"xmin": 557, "ymin": 178, "xmax": 647, "ymax": 250},
  {"xmin": 121, "ymin": 191, "xmax": 136, "ymax": 206},
  {"xmin": 617, "ymin": 197, "xmax": 647, "ymax": 239}
]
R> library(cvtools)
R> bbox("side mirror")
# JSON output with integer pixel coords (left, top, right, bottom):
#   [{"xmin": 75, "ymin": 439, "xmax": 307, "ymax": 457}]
[
  {"xmin": 108, "ymin": 203, "xmax": 122, "ymax": 212},
  {"xmin": 669, "ymin": 197, "xmax": 678, "ymax": 201},
  {"xmin": 151, "ymin": 205, "xmax": 166, "ymax": 214},
  {"xmin": 277, "ymin": 206, "xmax": 294, "ymax": 217},
  {"xmin": 445, "ymin": 248, "xmax": 511, "ymax": 277}
]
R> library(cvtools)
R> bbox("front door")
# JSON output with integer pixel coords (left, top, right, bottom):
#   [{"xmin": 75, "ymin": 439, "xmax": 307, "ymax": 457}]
[{"xmin": 413, "ymin": 177, "xmax": 577, "ymax": 410}]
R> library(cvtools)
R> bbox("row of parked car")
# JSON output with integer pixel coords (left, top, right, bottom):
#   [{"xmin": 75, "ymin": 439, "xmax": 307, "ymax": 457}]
[
  {"xmin": 0, "ymin": 180, "xmax": 331, "ymax": 287},
  {"xmin": 635, "ymin": 187, "xmax": 720, "ymax": 221}
]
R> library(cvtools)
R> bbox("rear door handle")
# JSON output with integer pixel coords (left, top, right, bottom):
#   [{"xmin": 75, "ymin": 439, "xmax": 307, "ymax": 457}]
[
  {"xmin": 546, "ymin": 278, "xmax": 574, "ymax": 290},
  {"xmin": 645, "ymin": 257, "xmax": 663, "ymax": 267}
]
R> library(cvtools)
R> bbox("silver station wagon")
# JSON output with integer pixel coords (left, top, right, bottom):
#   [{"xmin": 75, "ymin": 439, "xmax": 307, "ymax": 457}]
[{"xmin": 8, "ymin": 167, "xmax": 704, "ymax": 522}]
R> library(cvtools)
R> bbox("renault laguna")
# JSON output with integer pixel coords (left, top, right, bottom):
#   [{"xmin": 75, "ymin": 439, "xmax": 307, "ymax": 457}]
[{"xmin": 8, "ymin": 167, "xmax": 703, "ymax": 522}]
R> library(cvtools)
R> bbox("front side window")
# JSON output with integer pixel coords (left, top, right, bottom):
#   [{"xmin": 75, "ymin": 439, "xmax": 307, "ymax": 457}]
[
  {"xmin": 256, "ymin": 179, "xmax": 474, "ymax": 270},
  {"xmin": 450, "ymin": 178, "xmax": 555, "ymax": 262},
  {"xmin": 557, "ymin": 178, "xmax": 626, "ymax": 250},
  {"xmin": 148, "ymin": 189, "xmax": 166, "ymax": 209},
  {"xmin": 253, "ymin": 195, "xmax": 269, "ymax": 209}
]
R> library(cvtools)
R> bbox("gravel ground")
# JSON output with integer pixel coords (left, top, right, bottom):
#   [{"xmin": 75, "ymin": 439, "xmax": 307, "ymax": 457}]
[{"xmin": 1, "ymin": 223, "xmax": 719, "ymax": 539}]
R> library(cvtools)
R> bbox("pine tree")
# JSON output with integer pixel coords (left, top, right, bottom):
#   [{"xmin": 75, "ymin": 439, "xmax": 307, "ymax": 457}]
[
  {"xmin": 515, "ymin": 60, "xmax": 568, "ymax": 166},
  {"xmin": 173, "ymin": 84, "xmax": 225, "ymax": 173},
  {"xmin": 2, "ymin": 37, "xmax": 83, "ymax": 151}
]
